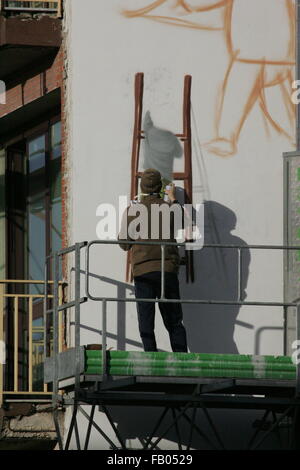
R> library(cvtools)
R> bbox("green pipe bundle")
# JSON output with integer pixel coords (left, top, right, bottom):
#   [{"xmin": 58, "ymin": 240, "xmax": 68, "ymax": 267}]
[{"xmin": 85, "ymin": 350, "xmax": 296, "ymax": 381}]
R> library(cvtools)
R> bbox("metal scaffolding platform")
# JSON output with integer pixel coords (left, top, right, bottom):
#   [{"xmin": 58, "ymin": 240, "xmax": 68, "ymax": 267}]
[{"xmin": 44, "ymin": 241, "xmax": 300, "ymax": 450}]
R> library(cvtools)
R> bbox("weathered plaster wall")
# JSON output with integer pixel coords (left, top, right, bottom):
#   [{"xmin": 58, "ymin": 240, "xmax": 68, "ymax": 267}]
[{"xmin": 64, "ymin": 0, "xmax": 296, "ymax": 449}]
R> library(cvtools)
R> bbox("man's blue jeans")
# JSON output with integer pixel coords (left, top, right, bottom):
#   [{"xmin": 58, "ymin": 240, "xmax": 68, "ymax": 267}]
[{"xmin": 134, "ymin": 271, "xmax": 188, "ymax": 352}]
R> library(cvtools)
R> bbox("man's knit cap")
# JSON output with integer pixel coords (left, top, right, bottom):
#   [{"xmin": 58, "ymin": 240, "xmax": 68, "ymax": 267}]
[{"xmin": 140, "ymin": 168, "xmax": 162, "ymax": 194}]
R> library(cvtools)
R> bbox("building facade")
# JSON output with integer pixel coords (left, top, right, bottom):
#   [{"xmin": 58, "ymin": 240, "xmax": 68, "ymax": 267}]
[
  {"xmin": 60, "ymin": 0, "xmax": 298, "ymax": 450},
  {"xmin": 0, "ymin": 1, "xmax": 65, "ymax": 449},
  {"xmin": 1, "ymin": 0, "xmax": 300, "ymax": 450}
]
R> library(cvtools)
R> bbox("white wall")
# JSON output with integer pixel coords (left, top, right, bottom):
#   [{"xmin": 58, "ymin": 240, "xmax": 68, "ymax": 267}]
[{"xmin": 64, "ymin": 0, "xmax": 296, "ymax": 449}]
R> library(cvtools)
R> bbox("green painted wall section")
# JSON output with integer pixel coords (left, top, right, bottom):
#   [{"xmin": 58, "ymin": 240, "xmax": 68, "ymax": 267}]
[{"xmin": 85, "ymin": 351, "xmax": 296, "ymax": 380}]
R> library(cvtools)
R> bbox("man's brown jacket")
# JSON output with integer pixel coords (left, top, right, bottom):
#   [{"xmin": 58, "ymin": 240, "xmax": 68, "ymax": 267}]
[{"xmin": 118, "ymin": 195, "xmax": 182, "ymax": 277}]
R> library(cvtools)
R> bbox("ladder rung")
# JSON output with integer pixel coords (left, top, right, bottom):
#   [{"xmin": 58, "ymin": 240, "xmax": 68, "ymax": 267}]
[
  {"xmin": 173, "ymin": 173, "xmax": 189, "ymax": 180},
  {"xmin": 175, "ymin": 134, "xmax": 188, "ymax": 141},
  {"xmin": 138, "ymin": 132, "xmax": 186, "ymax": 141},
  {"xmin": 135, "ymin": 172, "xmax": 189, "ymax": 180}
]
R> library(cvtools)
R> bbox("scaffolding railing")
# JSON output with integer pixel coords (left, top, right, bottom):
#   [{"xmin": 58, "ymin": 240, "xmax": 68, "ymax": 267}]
[
  {"xmin": 46, "ymin": 240, "xmax": 300, "ymax": 406},
  {"xmin": 0, "ymin": 279, "xmax": 65, "ymax": 407},
  {"xmin": 0, "ymin": 0, "xmax": 62, "ymax": 17}
]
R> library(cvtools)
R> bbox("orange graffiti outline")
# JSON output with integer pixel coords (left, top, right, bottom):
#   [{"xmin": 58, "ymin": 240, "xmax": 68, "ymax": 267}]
[{"xmin": 122, "ymin": 0, "xmax": 296, "ymax": 157}]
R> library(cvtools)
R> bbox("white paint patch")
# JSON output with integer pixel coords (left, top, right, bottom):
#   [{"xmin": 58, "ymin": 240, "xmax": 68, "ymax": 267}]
[{"xmin": 251, "ymin": 355, "xmax": 266, "ymax": 379}]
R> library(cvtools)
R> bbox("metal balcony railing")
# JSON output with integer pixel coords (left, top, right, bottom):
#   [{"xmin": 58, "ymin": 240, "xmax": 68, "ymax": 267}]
[
  {"xmin": 0, "ymin": 1, "xmax": 62, "ymax": 17},
  {"xmin": 45, "ymin": 240, "xmax": 300, "ymax": 405},
  {"xmin": 0, "ymin": 279, "xmax": 65, "ymax": 406}
]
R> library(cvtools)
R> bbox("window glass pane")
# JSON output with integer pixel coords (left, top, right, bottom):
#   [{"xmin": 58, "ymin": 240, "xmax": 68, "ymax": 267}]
[
  {"xmin": 51, "ymin": 121, "xmax": 62, "ymax": 258},
  {"xmin": 51, "ymin": 121, "xmax": 62, "ymax": 160},
  {"xmin": 27, "ymin": 134, "xmax": 46, "ymax": 296},
  {"xmin": 28, "ymin": 135, "xmax": 45, "ymax": 173}
]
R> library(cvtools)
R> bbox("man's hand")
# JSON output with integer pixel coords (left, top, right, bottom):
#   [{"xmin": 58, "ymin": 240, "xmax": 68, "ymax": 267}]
[{"xmin": 165, "ymin": 183, "xmax": 176, "ymax": 202}]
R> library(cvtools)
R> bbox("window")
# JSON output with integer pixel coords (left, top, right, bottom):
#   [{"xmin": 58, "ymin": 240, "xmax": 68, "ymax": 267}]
[{"xmin": 6, "ymin": 117, "xmax": 62, "ymax": 390}]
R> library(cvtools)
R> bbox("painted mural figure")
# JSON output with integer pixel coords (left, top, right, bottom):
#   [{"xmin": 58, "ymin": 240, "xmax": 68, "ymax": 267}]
[
  {"xmin": 143, "ymin": 110, "xmax": 183, "ymax": 181},
  {"xmin": 123, "ymin": 0, "xmax": 296, "ymax": 157}
]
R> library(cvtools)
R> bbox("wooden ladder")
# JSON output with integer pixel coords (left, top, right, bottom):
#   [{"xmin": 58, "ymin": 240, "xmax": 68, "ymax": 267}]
[{"xmin": 127, "ymin": 72, "xmax": 194, "ymax": 283}]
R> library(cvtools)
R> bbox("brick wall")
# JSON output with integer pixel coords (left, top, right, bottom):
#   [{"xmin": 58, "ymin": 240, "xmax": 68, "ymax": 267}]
[
  {"xmin": 0, "ymin": 48, "xmax": 64, "ymax": 118},
  {"xmin": 0, "ymin": 44, "xmax": 69, "ymax": 251},
  {"xmin": 60, "ymin": 41, "xmax": 69, "ymax": 252}
]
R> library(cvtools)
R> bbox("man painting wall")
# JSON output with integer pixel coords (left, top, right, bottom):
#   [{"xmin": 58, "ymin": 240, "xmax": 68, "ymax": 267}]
[{"xmin": 118, "ymin": 169, "xmax": 188, "ymax": 352}]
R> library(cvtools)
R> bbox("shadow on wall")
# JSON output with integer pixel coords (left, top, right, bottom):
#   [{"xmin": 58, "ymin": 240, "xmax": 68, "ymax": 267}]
[
  {"xmin": 80, "ymin": 202, "xmax": 292, "ymax": 449},
  {"xmin": 79, "ymin": 271, "xmax": 143, "ymax": 350},
  {"xmin": 180, "ymin": 200, "xmax": 251, "ymax": 354},
  {"xmin": 103, "ymin": 406, "xmax": 281, "ymax": 451},
  {"xmin": 97, "ymin": 201, "xmax": 254, "ymax": 450},
  {"xmin": 84, "ymin": 199, "xmax": 252, "ymax": 354}
]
